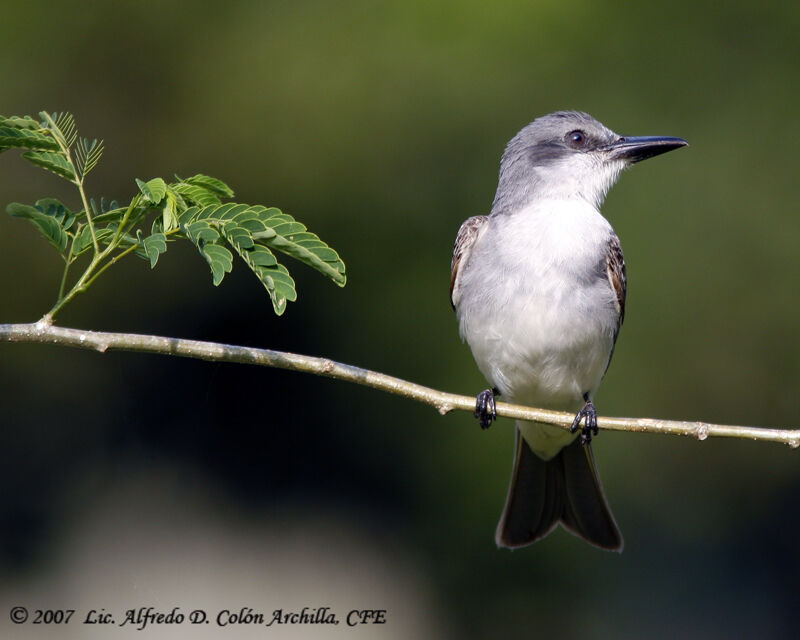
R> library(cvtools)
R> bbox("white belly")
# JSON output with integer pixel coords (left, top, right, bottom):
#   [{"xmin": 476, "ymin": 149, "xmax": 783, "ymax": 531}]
[{"xmin": 455, "ymin": 200, "xmax": 620, "ymax": 457}]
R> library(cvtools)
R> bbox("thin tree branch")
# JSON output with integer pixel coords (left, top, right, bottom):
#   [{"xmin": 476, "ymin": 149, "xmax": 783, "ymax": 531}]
[{"xmin": 2, "ymin": 321, "xmax": 798, "ymax": 449}]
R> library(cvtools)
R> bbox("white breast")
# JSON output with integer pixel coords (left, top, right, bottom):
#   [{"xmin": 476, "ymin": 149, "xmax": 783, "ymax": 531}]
[{"xmin": 455, "ymin": 199, "xmax": 620, "ymax": 410}]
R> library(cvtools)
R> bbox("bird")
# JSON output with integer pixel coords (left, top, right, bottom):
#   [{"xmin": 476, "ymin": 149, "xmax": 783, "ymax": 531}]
[{"xmin": 450, "ymin": 111, "xmax": 687, "ymax": 550}]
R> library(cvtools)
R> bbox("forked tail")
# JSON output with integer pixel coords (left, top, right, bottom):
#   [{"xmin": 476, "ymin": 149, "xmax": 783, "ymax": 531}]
[{"xmin": 495, "ymin": 427, "xmax": 623, "ymax": 551}]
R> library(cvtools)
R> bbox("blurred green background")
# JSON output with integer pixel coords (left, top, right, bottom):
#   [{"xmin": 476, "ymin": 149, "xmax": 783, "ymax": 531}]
[{"xmin": 1, "ymin": 1, "xmax": 799, "ymax": 638}]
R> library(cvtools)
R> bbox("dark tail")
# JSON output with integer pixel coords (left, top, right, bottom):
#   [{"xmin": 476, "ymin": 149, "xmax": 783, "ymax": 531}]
[{"xmin": 495, "ymin": 428, "xmax": 623, "ymax": 551}]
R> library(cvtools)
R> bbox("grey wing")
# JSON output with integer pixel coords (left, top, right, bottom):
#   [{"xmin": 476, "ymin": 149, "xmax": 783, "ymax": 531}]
[
  {"xmin": 605, "ymin": 232, "xmax": 627, "ymax": 343},
  {"xmin": 450, "ymin": 215, "xmax": 488, "ymax": 309}
]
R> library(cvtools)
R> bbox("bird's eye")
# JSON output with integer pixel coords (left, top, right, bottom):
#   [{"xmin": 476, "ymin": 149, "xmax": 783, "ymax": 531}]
[{"xmin": 567, "ymin": 130, "xmax": 587, "ymax": 147}]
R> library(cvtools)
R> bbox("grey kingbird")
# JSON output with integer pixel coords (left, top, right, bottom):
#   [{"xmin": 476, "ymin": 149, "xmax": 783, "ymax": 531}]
[{"xmin": 450, "ymin": 111, "xmax": 687, "ymax": 550}]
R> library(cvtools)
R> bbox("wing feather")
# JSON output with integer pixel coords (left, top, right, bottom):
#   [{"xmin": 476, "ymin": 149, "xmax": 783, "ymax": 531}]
[
  {"xmin": 450, "ymin": 215, "xmax": 488, "ymax": 309},
  {"xmin": 605, "ymin": 233, "xmax": 627, "ymax": 343}
]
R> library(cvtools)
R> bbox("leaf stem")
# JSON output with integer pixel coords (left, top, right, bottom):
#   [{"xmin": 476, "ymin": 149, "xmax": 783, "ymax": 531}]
[
  {"xmin": 44, "ymin": 227, "xmax": 181, "ymax": 323},
  {"xmin": 109, "ymin": 195, "xmax": 140, "ymax": 247},
  {"xmin": 43, "ymin": 257, "xmax": 98, "ymax": 323},
  {"xmin": 81, "ymin": 243, "xmax": 139, "ymax": 290},
  {"xmin": 41, "ymin": 111, "xmax": 100, "ymax": 254},
  {"xmin": 45, "ymin": 194, "xmax": 144, "ymax": 321},
  {"xmin": 57, "ymin": 236, "xmax": 77, "ymax": 301},
  {"xmin": 75, "ymin": 176, "xmax": 100, "ymax": 254}
]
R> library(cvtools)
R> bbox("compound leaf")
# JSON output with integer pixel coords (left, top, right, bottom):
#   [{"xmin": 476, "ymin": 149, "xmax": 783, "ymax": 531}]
[
  {"xmin": 175, "ymin": 203, "xmax": 341, "ymax": 313},
  {"xmin": 184, "ymin": 219, "xmax": 220, "ymax": 245},
  {"xmin": 250, "ymin": 206, "xmax": 346, "ymax": 286},
  {"xmin": 183, "ymin": 220, "xmax": 230, "ymax": 285},
  {"xmin": 21, "ymin": 151, "xmax": 76, "ymax": 181},
  {"xmin": 0, "ymin": 126, "xmax": 59, "ymax": 151},
  {"xmin": 71, "ymin": 226, "xmax": 94, "ymax": 256},
  {"xmin": 74, "ymin": 137, "xmax": 104, "ymax": 178},
  {"xmin": 47, "ymin": 112, "xmax": 77, "ymax": 148},
  {"xmin": 34, "ymin": 198, "xmax": 75, "ymax": 230},
  {"xmin": 161, "ymin": 189, "xmax": 180, "ymax": 231},
  {"xmin": 184, "ymin": 174, "xmax": 234, "ymax": 198},
  {"xmin": 7, "ymin": 202, "xmax": 70, "ymax": 254},
  {"xmin": 136, "ymin": 177, "xmax": 167, "ymax": 204},
  {"xmin": 134, "ymin": 232, "xmax": 167, "ymax": 268},
  {"xmin": 4, "ymin": 115, "xmax": 346, "ymax": 318},
  {"xmin": 171, "ymin": 182, "xmax": 221, "ymax": 207},
  {"xmin": 228, "ymin": 241, "xmax": 296, "ymax": 315},
  {"xmin": 183, "ymin": 205, "xmax": 346, "ymax": 286},
  {"xmin": 201, "ymin": 244, "xmax": 233, "ymax": 286},
  {"xmin": 72, "ymin": 226, "xmax": 116, "ymax": 256},
  {"xmin": 89, "ymin": 197, "xmax": 126, "ymax": 224},
  {"xmin": 91, "ymin": 207, "xmax": 128, "ymax": 224},
  {"xmin": 1, "ymin": 115, "xmax": 39, "ymax": 129}
]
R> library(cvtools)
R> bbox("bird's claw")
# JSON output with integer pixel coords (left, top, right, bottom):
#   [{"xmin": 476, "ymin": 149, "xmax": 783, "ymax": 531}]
[
  {"xmin": 474, "ymin": 388, "xmax": 497, "ymax": 429},
  {"xmin": 570, "ymin": 398, "xmax": 599, "ymax": 445}
]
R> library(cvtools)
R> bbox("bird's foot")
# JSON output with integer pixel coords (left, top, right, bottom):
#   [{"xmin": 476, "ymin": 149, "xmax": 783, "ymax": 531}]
[
  {"xmin": 474, "ymin": 388, "xmax": 498, "ymax": 429},
  {"xmin": 570, "ymin": 395, "xmax": 599, "ymax": 445}
]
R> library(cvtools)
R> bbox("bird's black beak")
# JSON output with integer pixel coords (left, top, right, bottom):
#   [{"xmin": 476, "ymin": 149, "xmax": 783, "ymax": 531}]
[{"xmin": 605, "ymin": 135, "xmax": 688, "ymax": 163}]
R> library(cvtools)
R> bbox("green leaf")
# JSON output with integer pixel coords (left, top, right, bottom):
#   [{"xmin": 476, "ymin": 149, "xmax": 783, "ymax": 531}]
[
  {"xmin": 165, "ymin": 186, "xmax": 187, "ymax": 213},
  {"xmin": 136, "ymin": 177, "xmax": 167, "ymax": 204},
  {"xmin": 221, "ymin": 221, "xmax": 254, "ymax": 251},
  {"xmin": 177, "ymin": 203, "xmax": 344, "ymax": 311},
  {"xmin": 72, "ymin": 226, "xmax": 116, "ymax": 256},
  {"xmin": 123, "ymin": 204, "xmax": 152, "ymax": 230},
  {"xmin": 219, "ymin": 219, "xmax": 298, "ymax": 313},
  {"xmin": 227, "ymin": 241, "xmax": 296, "ymax": 315},
  {"xmin": 91, "ymin": 206, "xmax": 128, "ymax": 224},
  {"xmin": 184, "ymin": 220, "xmax": 220, "ymax": 245},
  {"xmin": 7, "ymin": 202, "xmax": 70, "ymax": 254},
  {"xmin": 171, "ymin": 182, "xmax": 221, "ymax": 207},
  {"xmin": 1, "ymin": 112, "xmax": 346, "ymax": 320},
  {"xmin": 1, "ymin": 115, "xmax": 40, "ymax": 129},
  {"xmin": 87, "ymin": 197, "xmax": 124, "ymax": 223},
  {"xmin": 187, "ymin": 203, "xmax": 248, "ymax": 222},
  {"xmin": 162, "ymin": 190, "xmax": 179, "ymax": 231},
  {"xmin": 250, "ymin": 206, "xmax": 346, "ymax": 286},
  {"xmin": 183, "ymin": 220, "xmax": 230, "ymax": 285},
  {"xmin": 71, "ymin": 226, "xmax": 94, "ymax": 255},
  {"xmin": 201, "ymin": 244, "xmax": 233, "ymax": 286},
  {"xmin": 42, "ymin": 111, "xmax": 77, "ymax": 148},
  {"xmin": 96, "ymin": 197, "xmax": 150, "ymax": 231},
  {"xmin": 178, "ymin": 205, "xmax": 198, "ymax": 225},
  {"xmin": 0, "ymin": 126, "xmax": 59, "ymax": 151},
  {"xmin": 74, "ymin": 137, "xmax": 104, "ymax": 178},
  {"xmin": 34, "ymin": 198, "xmax": 76, "ymax": 230},
  {"xmin": 89, "ymin": 197, "xmax": 120, "ymax": 217},
  {"xmin": 177, "ymin": 203, "xmax": 343, "ymax": 313},
  {"xmin": 184, "ymin": 174, "xmax": 234, "ymax": 198},
  {"xmin": 21, "ymin": 150, "xmax": 76, "ymax": 181},
  {"xmin": 135, "ymin": 232, "xmax": 167, "ymax": 268}
]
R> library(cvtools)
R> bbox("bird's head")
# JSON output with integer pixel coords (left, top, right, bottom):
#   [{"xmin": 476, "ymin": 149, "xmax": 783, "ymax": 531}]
[{"xmin": 492, "ymin": 111, "xmax": 688, "ymax": 213}]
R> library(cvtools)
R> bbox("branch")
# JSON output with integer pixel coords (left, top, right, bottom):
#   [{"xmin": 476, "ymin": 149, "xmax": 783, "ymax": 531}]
[{"xmin": 2, "ymin": 321, "xmax": 798, "ymax": 449}]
